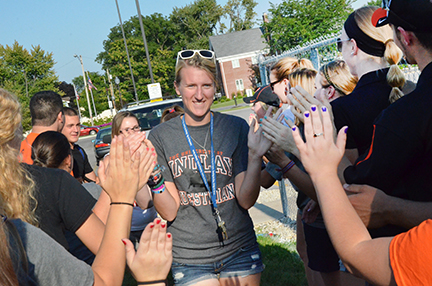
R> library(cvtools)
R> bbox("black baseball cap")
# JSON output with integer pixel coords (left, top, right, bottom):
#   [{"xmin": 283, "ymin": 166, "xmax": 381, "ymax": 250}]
[
  {"xmin": 372, "ymin": 0, "xmax": 432, "ymax": 32},
  {"xmin": 243, "ymin": 85, "xmax": 280, "ymax": 107}
]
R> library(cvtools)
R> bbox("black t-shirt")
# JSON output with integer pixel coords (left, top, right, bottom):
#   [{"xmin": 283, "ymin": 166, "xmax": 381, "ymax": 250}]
[
  {"xmin": 72, "ymin": 144, "xmax": 93, "ymax": 181},
  {"xmin": 24, "ymin": 164, "xmax": 96, "ymax": 250},
  {"xmin": 344, "ymin": 62, "xmax": 432, "ymax": 237},
  {"xmin": 331, "ymin": 68, "xmax": 391, "ymax": 155}
]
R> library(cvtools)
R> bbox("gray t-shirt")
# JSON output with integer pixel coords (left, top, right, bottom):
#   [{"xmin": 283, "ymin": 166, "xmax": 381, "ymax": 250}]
[
  {"xmin": 11, "ymin": 219, "xmax": 94, "ymax": 286},
  {"xmin": 149, "ymin": 112, "xmax": 257, "ymax": 264}
]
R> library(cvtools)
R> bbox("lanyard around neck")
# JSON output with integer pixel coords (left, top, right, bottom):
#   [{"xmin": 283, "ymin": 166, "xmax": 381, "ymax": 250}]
[{"xmin": 181, "ymin": 114, "xmax": 218, "ymax": 210}]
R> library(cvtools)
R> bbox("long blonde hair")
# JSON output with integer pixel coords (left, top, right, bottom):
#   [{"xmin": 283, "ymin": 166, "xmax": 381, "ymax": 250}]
[
  {"xmin": 354, "ymin": 6, "xmax": 405, "ymax": 103},
  {"xmin": 319, "ymin": 60, "xmax": 358, "ymax": 96},
  {"xmin": 0, "ymin": 88, "xmax": 37, "ymax": 286}
]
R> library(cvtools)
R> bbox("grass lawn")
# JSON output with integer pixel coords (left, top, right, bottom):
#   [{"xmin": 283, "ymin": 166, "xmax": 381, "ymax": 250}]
[{"xmin": 122, "ymin": 236, "xmax": 306, "ymax": 286}]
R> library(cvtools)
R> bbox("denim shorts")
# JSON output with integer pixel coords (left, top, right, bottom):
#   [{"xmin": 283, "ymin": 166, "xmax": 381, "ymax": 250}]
[{"xmin": 171, "ymin": 244, "xmax": 265, "ymax": 286}]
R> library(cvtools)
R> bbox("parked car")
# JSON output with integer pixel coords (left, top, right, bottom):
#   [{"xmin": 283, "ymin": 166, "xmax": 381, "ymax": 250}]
[
  {"xmin": 124, "ymin": 98, "xmax": 184, "ymax": 137},
  {"xmin": 93, "ymin": 127, "xmax": 112, "ymax": 166},
  {"xmin": 80, "ymin": 125, "xmax": 99, "ymax": 136}
]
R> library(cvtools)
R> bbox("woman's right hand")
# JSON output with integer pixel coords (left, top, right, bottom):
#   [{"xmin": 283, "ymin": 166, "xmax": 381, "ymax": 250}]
[{"xmin": 123, "ymin": 218, "xmax": 173, "ymax": 283}]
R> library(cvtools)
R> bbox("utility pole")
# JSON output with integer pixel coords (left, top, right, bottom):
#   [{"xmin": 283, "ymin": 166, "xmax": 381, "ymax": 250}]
[
  {"xmin": 106, "ymin": 68, "xmax": 116, "ymax": 111},
  {"xmin": 74, "ymin": 54, "xmax": 94, "ymax": 126},
  {"xmin": 72, "ymin": 83, "xmax": 82, "ymax": 119},
  {"xmin": 135, "ymin": 0, "xmax": 155, "ymax": 84},
  {"xmin": 114, "ymin": 0, "xmax": 139, "ymax": 103},
  {"xmin": 86, "ymin": 71, "xmax": 98, "ymax": 117}
]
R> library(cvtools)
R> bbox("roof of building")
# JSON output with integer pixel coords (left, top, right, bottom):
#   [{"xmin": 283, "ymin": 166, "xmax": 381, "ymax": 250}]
[{"xmin": 209, "ymin": 28, "xmax": 268, "ymax": 58}]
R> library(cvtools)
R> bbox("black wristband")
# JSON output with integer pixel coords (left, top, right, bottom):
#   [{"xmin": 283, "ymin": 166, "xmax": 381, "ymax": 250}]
[
  {"xmin": 110, "ymin": 202, "xmax": 134, "ymax": 207},
  {"xmin": 137, "ymin": 280, "xmax": 166, "ymax": 285}
]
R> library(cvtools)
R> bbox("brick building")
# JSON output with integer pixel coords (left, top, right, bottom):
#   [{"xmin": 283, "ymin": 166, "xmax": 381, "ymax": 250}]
[{"xmin": 209, "ymin": 28, "xmax": 268, "ymax": 98}]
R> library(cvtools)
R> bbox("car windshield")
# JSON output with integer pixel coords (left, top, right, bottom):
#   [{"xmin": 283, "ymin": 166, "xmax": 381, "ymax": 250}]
[
  {"xmin": 97, "ymin": 128, "xmax": 112, "ymax": 139},
  {"xmin": 130, "ymin": 101, "xmax": 184, "ymax": 131}
]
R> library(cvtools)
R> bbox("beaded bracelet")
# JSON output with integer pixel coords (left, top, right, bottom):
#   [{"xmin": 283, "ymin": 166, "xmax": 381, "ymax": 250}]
[
  {"xmin": 276, "ymin": 160, "xmax": 295, "ymax": 174},
  {"xmin": 151, "ymin": 178, "xmax": 165, "ymax": 190},
  {"xmin": 137, "ymin": 280, "xmax": 166, "ymax": 285},
  {"xmin": 151, "ymin": 184, "xmax": 166, "ymax": 194}
]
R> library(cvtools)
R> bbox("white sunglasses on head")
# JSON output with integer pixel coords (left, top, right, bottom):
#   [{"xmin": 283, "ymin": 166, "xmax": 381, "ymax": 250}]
[{"xmin": 176, "ymin": 50, "xmax": 215, "ymax": 65}]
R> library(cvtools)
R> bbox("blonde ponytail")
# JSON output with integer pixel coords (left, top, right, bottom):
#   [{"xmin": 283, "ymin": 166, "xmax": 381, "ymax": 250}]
[{"xmin": 384, "ymin": 40, "xmax": 406, "ymax": 103}]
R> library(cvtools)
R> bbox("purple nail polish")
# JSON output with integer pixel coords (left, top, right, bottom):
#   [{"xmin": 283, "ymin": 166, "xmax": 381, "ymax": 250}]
[
  {"xmin": 305, "ymin": 112, "xmax": 310, "ymax": 118},
  {"xmin": 292, "ymin": 126, "xmax": 296, "ymax": 131},
  {"xmin": 345, "ymin": 127, "xmax": 348, "ymax": 133},
  {"xmin": 322, "ymin": 106, "xmax": 327, "ymax": 112},
  {"xmin": 311, "ymin": 106, "xmax": 316, "ymax": 112}
]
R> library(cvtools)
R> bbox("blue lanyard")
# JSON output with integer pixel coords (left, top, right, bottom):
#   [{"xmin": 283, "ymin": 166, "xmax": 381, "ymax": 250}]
[{"xmin": 181, "ymin": 114, "xmax": 218, "ymax": 210}]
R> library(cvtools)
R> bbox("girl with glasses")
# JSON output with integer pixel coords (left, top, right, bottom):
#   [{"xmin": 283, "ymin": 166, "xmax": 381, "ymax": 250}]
[
  {"xmin": 148, "ymin": 51, "xmax": 270, "ymax": 286},
  {"xmin": 110, "ymin": 111, "xmax": 158, "ymax": 247}
]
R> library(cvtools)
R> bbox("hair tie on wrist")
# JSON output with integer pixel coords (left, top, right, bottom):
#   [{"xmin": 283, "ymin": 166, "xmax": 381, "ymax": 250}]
[
  {"xmin": 137, "ymin": 279, "xmax": 166, "ymax": 285},
  {"xmin": 110, "ymin": 202, "xmax": 134, "ymax": 207}
]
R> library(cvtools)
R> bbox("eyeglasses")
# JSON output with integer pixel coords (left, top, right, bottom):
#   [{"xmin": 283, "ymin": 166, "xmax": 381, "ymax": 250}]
[
  {"xmin": 270, "ymin": 78, "xmax": 283, "ymax": 91},
  {"xmin": 119, "ymin": 126, "xmax": 141, "ymax": 134},
  {"xmin": 176, "ymin": 50, "xmax": 215, "ymax": 65},
  {"xmin": 336, "ymin": 38, "xmax": 351, "ymax": 52}
]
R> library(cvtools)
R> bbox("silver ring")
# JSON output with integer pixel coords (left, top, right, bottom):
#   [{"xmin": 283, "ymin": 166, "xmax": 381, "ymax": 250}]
[{"xmin": 313, "ymin": 132, "xmax": 324, "ymax": 137}]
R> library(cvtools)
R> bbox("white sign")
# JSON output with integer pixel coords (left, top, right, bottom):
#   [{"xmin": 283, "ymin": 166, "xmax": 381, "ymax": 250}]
[{"xmin": 148, "ymin": 83, "xmax": 162, "ymax": 100}]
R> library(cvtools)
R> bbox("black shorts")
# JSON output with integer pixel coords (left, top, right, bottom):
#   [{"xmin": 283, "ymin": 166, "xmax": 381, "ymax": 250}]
[{"xmin": 303, "ymin": 222, "xmax": 340, "ymax": 273}]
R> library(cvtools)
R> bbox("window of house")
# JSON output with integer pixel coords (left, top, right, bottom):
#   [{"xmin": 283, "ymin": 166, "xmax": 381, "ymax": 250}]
[
  {"xmin": 235, "ymin": 79, "xmax": 244, "ymax": 91},
  {"xmin": 232, "ymin": 59, "xmax": 240, "ymax": 68}
]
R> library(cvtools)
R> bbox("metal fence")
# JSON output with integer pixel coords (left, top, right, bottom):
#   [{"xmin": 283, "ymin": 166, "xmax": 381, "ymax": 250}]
[{"xmin": 258, "ymin": 33, "xmax": 420, "ymax": 85}]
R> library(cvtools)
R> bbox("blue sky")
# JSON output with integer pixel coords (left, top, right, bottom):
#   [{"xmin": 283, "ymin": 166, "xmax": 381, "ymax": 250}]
[{"xmin": 1, "ymin": 0, "xmax": 369, "ymax": 83}]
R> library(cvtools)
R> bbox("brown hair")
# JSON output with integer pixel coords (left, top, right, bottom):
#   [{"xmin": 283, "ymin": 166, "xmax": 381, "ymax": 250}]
[
  {"xmin": 111, "ymin": 111, "xmax": 139, "ymax": 137},
  {"xmin": 32, "ymin": 131, "xmax": 71, "ymax": 169},
  {"xmin": 175, "ymin": 54, "xmax": 217, "ymax": 87},
  {"xmin": 161, "ymin": 105, "xmax": 184, "ymax": 123},
  {"xmin": 319, "ymin": 60, "xmax": 358, "ymax": 96},
  {"xmin": 354, "ymin": 6, "xmax": 405, "ymax": 103},
  {"xmin": 270, "ymin": 57, "xmax": 314, "ymax": 81}
]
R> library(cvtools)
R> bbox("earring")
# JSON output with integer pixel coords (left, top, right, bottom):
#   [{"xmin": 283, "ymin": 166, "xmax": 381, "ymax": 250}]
[
  {"xmin": 285, "ymin": 85, "xmax": 289, "ymax": 96},
  {"xmin": 350, "ymin": 51, "xmax": 354, "ymax": 55}
]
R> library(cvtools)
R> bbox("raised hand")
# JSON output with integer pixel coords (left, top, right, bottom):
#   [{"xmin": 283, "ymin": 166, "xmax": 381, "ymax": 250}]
[
  {"xmin": 248, "ymin": 117, "xmax": 272, "ymax": 158},
  {"xmin": 123, "ymin": 217, "xmax": 173, "ymax": 284},
  {"xmin": 289, "ymin": 86, "xmax": 333, "ymax": 124},
  {"xmin": 291, "ymin": 105, "xmax": 346, "ymax": 180},
  {"xmin": 99, "ymin": 135, "xmax": 140, "ymax": 204}
]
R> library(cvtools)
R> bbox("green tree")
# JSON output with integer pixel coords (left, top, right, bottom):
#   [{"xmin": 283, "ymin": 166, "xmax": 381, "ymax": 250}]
[
  {"xmin": 0, "ymin": 41, "xmax": 59, "ymax": 130},
  {"xmin": 263, "ymin": 0, "xmax": 353, "ymax": 54},
  {"xmin": 96, "ymin": 13, "xmax": 178, "ymax": 104},
  {"xmin": 223, "ymin": 0, "xmax": 258, "ymax": 33},
  {"xmin": 366, "ymin": 0, "xmax": 381, "ymax": 6},
  {"xmin": 170, "ymin": 0, "xmax": 224, "ymax": 49}
]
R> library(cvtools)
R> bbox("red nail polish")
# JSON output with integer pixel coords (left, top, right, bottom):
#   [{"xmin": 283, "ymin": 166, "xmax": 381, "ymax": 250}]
[
  {"xmin": 155, "ymin": 218, "xmax": 161, "ymax": 224},
  {"xmin": 149, "ymin": 224, "xmax": 154, "ymax": 229},
  {"xmin": 167, "ymin": 233, "xmax": 172, "ymax": 238},
  {"xmin": 151, "ymin": 148, "xmax": 154, "ymax": 152},
  {"xmin": 153, "ymin": 153, "xmax": 156, "ymax": 156},
  {"xmin": 121, "ymin": 239, "xmax": 127, "ymax": 245},
  {"xmin": 146, "ymin": 147, "xmax": 149, "ymax": 151},
  {"xmin": 161, "ymin": 223, "xmax": 166, "ymax": 228}
]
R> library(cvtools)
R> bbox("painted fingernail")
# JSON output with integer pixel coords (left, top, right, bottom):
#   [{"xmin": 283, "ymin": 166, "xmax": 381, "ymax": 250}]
[
  {"xmin": 167, "ymin": 233, "xmax": 172, "ymax": 238},
  {"xmin": 345, "ymin": 127, "xmax": 348, "ymax": 134},
  {"xmin": 149, "ymin": 224, "xmax": 155, "ymax": 229},
  {"xmin": 305, "ymin": 112, "xmax": 310, "ymax": 118},
  {"xmin": 292, "ymin": 126, "xmax": 296, "ymax": 131},
  {"xmin": 259, "ymin": 124, "xmax": 262, "ymax": 127},
  {"xmin": 121, "ymin": 239, "xmax": 127, "ymax": 245},
  {"xmin": 151, "ymin": 148, "xmax": 154, "ymax": 152},
  {"xmin": 155, "ymin": 218, "xmax": 161, "ymax": 224},
  {"xmin": 153, "ymin": 153, "xmax": 156, "ymax": 156},
  {"xmin": 146, "ymin": 147, "xmax": 149, "ymax": 151},
  {"xmin": 322, "ymin": 106, "xmax": 327, "ymax": 112},
  {"xmin": 161, "ymin": 223, "xmax": 166, "ymax": 228},
  {"xmin": 259, "ymin": 118, "xmax": 262, "ymax": 122},
  {"xmin": 264, "ymin": 116, "xmax": 267, "ymax": 119},
  {"xmin": 311, "ymin": 106, "xmax": 316, "ymax": 112}
]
